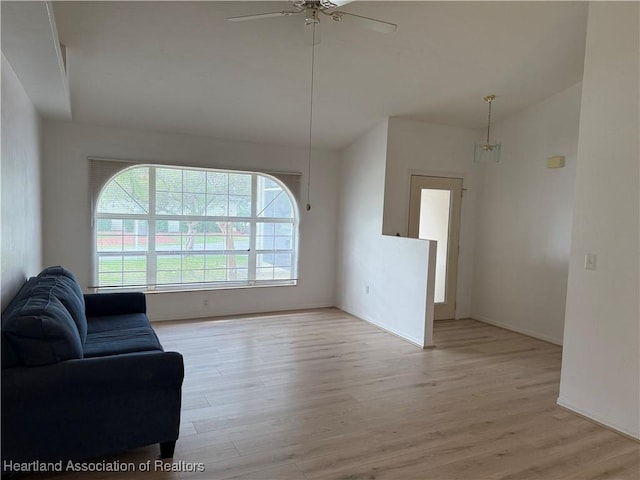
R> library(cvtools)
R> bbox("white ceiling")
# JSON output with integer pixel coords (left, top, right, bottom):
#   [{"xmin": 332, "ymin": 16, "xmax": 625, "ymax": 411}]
[{"xmin": 52, "ymin": 1, "xmax": 588, "ymax": 150}]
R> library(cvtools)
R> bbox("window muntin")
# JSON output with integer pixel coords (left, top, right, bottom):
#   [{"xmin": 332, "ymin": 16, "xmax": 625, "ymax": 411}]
[{"xmin": 95, "ymin": 165, "xmax": 298, "ymax": 290}]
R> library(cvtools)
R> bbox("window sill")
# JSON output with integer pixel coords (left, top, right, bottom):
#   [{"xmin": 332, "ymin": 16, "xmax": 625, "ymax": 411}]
[
  {"xmin": 90, "ymin": 281, "xmax": 298, "ymax": 294},
  {"xmin": 145, "ymin": 281, "xmax": 297, "ymax": 294}
]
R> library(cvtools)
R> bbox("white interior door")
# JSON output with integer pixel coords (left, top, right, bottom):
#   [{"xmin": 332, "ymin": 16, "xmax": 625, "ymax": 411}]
[{"xmin": 408, "ymin": 176, "xmax": 463, "ymax": 320}]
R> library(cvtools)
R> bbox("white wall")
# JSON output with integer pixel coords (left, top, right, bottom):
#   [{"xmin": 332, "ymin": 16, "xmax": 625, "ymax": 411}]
[
  {"xmin": 471, "ymin": 83, "xmax": 582, "ymax": 344},
  {"xmin": 559, "ymin": 3, "xmax": 639, "ymax": 439},
  {"xmin": 1, "ymin": 54, "xmax": 42, "ymax": 310},
  {"xmin": 384, "ymin": 117, "xmax": 479, "ymax": 318},
  {"xmin": 41, "ymin": 121, "xmax": 338, "ymax": 320},
  {"xmin": 337, "ymin": 120, "xmax": 436, "ymax": 347}
]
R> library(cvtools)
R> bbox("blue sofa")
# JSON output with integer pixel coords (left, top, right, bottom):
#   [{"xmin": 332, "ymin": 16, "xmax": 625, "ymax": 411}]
[{"xmin": 1, "ymin": 266, "xmax": 184, "ymax": 470}]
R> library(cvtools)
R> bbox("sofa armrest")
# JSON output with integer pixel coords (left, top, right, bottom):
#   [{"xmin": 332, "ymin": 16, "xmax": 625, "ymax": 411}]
[
  {"xmin": 2, "ymin": 351, "xmax": 183, "ymax": 464},
  {"xmin": 2, "ymin": 351, "xmax": 183, "ymax": 400},
  {"xmin": 84, "ymin": 292, "xmax": 146, "ymax": 317}
]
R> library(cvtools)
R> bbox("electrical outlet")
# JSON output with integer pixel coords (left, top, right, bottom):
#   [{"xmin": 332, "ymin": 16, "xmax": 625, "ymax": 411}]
[
  {"xmin": 364, "ymin": 285, "xmax": 370, "ymax": 294},
  {"xmin": 202, "ymin": 298, "xmax": 209, "ymax": 308},
  {"xmin": 584, "ymin": 253, "xmax": 597, "ymax": 271}
]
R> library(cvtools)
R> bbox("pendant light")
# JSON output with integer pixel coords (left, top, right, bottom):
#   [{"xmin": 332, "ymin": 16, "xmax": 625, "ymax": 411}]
[{"xmin": 474, "ymin": 94, "xmax": 501, "ymax": 163}]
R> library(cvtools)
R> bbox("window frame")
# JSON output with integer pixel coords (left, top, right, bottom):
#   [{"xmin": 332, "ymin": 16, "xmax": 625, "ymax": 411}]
[{"xmin": 93, "ymin": 164, "xmax": 299, "ymax": 292}]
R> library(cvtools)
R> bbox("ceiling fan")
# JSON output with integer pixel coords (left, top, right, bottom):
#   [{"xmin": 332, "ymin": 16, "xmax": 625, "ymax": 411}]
[
  {"xmin": 227, "ymin": 0, "xmax": 397, "ymax": 35},
  {"xmin": 228, "ymin": 1, "xmax": 397, "ymax": 212}
]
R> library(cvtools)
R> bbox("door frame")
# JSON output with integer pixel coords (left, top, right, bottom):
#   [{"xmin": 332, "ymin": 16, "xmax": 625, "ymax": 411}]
[{"xmin": 408, "ymin": 175, "xmax": 463, "ymax": 320}]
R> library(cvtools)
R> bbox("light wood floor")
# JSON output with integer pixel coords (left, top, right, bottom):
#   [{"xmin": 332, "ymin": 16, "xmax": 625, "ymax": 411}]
[{"xmin": 27, "ymin": 309, "xmax": 639, "ymax": 479}]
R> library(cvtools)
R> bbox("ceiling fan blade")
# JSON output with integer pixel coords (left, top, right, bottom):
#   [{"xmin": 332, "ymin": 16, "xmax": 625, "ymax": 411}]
[
  {"xmin": 321, "ymin": 0, "xmax": 354, "ymax": 8},
  {"xmin": 331, "ymin": 11, "xmax": 397, "ymax": 33},
  {"xmin": 227, "ymin": 11, "xmax": 301, "ymax": 22}
]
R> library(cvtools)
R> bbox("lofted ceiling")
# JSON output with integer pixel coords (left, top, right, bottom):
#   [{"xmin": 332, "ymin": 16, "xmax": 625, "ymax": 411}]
[{"xmin": 51, "ymin": 1, "xmax": 588, "ymax": 150}]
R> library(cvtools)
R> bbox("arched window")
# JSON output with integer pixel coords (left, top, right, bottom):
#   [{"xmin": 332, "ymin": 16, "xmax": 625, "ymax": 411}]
[{"xmin": 95, "ymin": 165, "xmax": 298, "ymax": 290}]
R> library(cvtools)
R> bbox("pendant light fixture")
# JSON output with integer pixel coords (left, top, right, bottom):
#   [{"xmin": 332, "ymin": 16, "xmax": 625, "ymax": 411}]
[{"xmin": 474, "ymin": 94, "xmax": 501, "ymax": 163}]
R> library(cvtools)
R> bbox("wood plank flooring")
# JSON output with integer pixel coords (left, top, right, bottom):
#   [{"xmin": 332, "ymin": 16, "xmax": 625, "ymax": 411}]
[{"xmin": 24, "ymin": 309, "xmax": 639, "ymax": 479}]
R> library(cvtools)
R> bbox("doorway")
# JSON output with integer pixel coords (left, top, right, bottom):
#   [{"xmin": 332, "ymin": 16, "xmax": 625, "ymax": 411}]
[{"xmin": 408, "ymin": 175, "xmax": 463, "ymax": 320}]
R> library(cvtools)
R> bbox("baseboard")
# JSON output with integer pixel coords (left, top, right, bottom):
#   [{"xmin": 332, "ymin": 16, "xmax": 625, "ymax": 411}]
[
  {"xmin": 338, "ymin": 305, "xmax": 428, "ymax": 348},
  {"xmin": 149, "ymin": 303, "xmax": 336, "ymax": 322},
  {"xmin": 557, "ymin": 396, "xmax": 640, "ymax": 442},
  {"xmin": 473, "ymin": 315, "xmax": 563, "ymax": 346}
]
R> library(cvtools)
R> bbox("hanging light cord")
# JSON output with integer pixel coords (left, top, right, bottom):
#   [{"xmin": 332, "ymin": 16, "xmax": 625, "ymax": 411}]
[
  {"xmin": 306, "ymin": 12, "xmax": 317, "ymax": 212},
  {"xmin": 486, "ymin": 98, "xmax": 492, "ymax": 145},
  {"xmin": 485, "ymin": 95, "xmax": 495, "ymax": 146}
]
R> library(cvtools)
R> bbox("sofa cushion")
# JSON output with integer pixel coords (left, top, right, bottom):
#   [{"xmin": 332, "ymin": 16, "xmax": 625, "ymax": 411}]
[
  {"xmin": 1, "ymin": 277, "xmax": 38, "ymax": 368},
  {"xmin": 83, "ymin": 327, "xmax": 163, "ymax": 358},
  {"xmin": 3, "ymin": 295, "xmax": 84, "ymax": 366},
  {"xmin": 2, "ymin": 277, "xmax": 38, "ymax": 319},
  {"xmin": 37, "ymin": 267, "xmax": 87, "ymax": 343},
  {"xmin": 87, "ymin": 313, "xmax": 151, "ymax": 334}
]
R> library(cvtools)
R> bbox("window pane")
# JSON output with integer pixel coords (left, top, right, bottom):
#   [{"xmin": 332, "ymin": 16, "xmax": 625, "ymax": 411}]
[
  {"xmin": 182, "ymin": 269, "xmax": 205, "ymax": 283},
  {"xmin": 274, "ymin": 194, "xmax": 293, "ymax": 218},
  {"xmin": 206, "ymin": 194, "xmax": 228, "ymax": 216},
  {"xmin": 229, "ymin": 173, "xmax": 251, "ymax": 195},
  {"xmin": 123, "ymin": 255, "xmax": 146, "ymax": 272},
  {"xmin": 156, "ymin": 168, "xmax": 182, "ymax": 192},
  {"xmin": 183, "ymin": 170, "xmax": 206, "ymax": 193},
  {"xmin": 204, "ymin": 254, "xmax": 226, "ymax": 269},
  {"xmin": 98, "ymin": 256, "xmax": 123, "ymax": 273},
  {"xmin": 275, "ymin": 236, "xmax": 292, "ymax": 250},
  {"xmin": 97, "ymin": 235, "xmax": 123, "ymax": 252},
  {"xmin": 228, "ymin": 268, "xmax": 248, "ymax": 281},
  {"xmin": 205, "ymin": 269, "xmax": 226, "ymax": 282},
  {"xmin": 97, "ymin": 253, "xmax": 148, "ymax": 287},
  {"xmin": 257, "ymin": 253, "xmax": 274, "ymax": 267},
  {"xmin": 274, "ymin": 267, "xmax": 292, "ymax": 280},
  {"xmin": 157, "ymin": 254, "xmax": 181, "ymax": 271},
  {"xmin": 156, "ymin": 191, "xmax": 182, "ymax": 215},
  {"xmin": 123, "ymin": 271, "xmax": 146, "ymax": 286},
  {"xmin": 182, "ymin": 254, "xmax": 205, "ymax": 270},
  {"xmin": 124, "ymin": 221, "xmax": 148, "ymax": 252},
  {"xmin": 207, "ymin": 172, "xmax": 228, "ymax": 194},
  {"xmin": 183, "ymin": 193, "xmax": 207, "ymax": 216},
  {"xmin": 157, "ymin": 270, "xmax": 182, "ymax": 285},
  {"xmin": 204, "ymin": 254, "xmax": 248, "ymax": 269},
  {"xmin": 257, "ymin": 223, "xmax": 275, "ymax": 236},
  {"xmin": 98, "ymin": 167, "xmax": 149, "ymax": 214},
  {"xmin": 182, "ymin": 233, "xmax": 205, "ymax": 251},
  {"xmin": 257, "ymin": 176, "xmax": 294, "ymax": 219},
  {"xmin": 230, "ymin": 254, "xmax": 248, "ymax": 268},
  {"xmin": 204, "ymin": 254, "xmax": 248, "ymax": 282},
  {"xmin": 256, "ymin": 222, "xmax": 293, "ymax": 251},
  {"xmin": 274, "ymin": 254, "xmax": 292, "ymax": 267},
  {"xmin": 229, "ymin": 195, "xmax": 251, "ymax": 217},
  {"xmin": 156, "ymin": 233, "xmax": 181, "ymax": 252},
  {"xmin": 256, "ymin": 267, "xmax": 274, "ymax": 281},
  {"xmin": 275, "ymin": 223, "xmax": 292, "ymax": 236},
  {"xmin": 208, "ymin": 222, "xmax": 250, "ymax": 251},
  {"xmin": 99, "ymin": 272, "xmax": 123, "ymax": 286},
  {"xmin": 97, "ymin": 219, "xmax": 148, "ymax": 252},
  {"xmin": 180, "ymin": 221, "xmax": 205, "ymax": 251},
  {"xmin": 205, "ymin": 232, "xmax": 225, "ymax": 251}
]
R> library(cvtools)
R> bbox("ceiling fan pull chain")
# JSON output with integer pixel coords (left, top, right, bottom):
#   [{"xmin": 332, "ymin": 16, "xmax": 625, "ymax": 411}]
[{"xmin": 306, "ymin": 12, "xmax": 317, "ymax": 212}]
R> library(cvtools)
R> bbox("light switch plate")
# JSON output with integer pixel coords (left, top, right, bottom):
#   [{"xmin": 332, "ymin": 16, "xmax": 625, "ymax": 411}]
[
  {"xmin": 547, "ymin": 156, "xmax": 566, "ymax": 168},
  {"xmin": 584, "ymin": 253, "xmax": 597, "ymax": 271}
]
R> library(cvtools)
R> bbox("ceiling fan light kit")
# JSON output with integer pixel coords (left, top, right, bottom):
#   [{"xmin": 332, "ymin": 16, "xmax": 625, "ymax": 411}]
[{"xmin": 474, "ymin": 94, "xmax": 502, "ymax": 163}]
